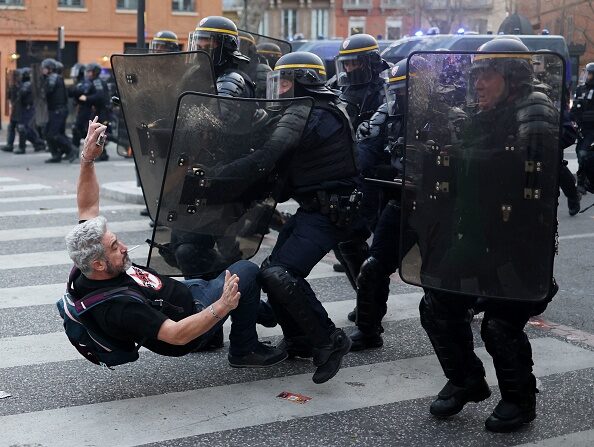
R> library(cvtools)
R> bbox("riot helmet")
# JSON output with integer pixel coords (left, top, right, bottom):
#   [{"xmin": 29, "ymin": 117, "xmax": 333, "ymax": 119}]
[
  {"xmin": 188, "ymin": 16, "xmax": 246, "ymax": 66},
  {"xmin": 20, "ymin": 67, "xmax": 32, "ymax": 82},
  {"xmin": 470, "ymin": 38, "xmax": 533, "ymax": 110},
  {"xmin": 267, "ymin": 51, "xmax": 332, "ymax": 99},
  {"xmin": 238, "ymin": 30, "xmax": 257, "ymax": 59},
  {"xmin": 69, "ymin": 63, "xmax": 86, "ymax": 82},
  {"xmin": 383, "ymin": 58, "xmax": 408, "ymax": 116},
  {"xmin": 85, "ymin": 62, "xmax": 102, "ymax": 79},
  {"xmin": 41, "ymin": 58, "xmax": 57, "ymax": 74},
  {"xmin": 257, "ymin": 42, "xmax": 283, "ymax": 68},
  {"xmin": 335, "ymin": 34, "xmax": 387, "ymax": 87},
  {"xmin": 149, "ymin": 30, "xmax": 180, "ymax": 53},
  {"xmin": 586, "ymin": 62, "xmax": 594, "ymax": 85},
  {"xmin": 55, "ymin": 60, "xmax": 64, "ymax": 75}
]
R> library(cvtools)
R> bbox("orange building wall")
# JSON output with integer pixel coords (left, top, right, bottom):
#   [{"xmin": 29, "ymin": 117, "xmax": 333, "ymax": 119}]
[
  {"xmin": 334, "ymin": 0, "xmax": 414, "ymax": 39},
  {"xmin": 0, "ymin": 0, "xmax": 221, "ymax": 121}
]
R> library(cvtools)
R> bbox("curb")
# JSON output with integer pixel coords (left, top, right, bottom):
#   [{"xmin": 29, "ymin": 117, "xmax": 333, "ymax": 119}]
[{"xmin": 102, "ymin": 181, "xmax": 145, "ymax": 205}]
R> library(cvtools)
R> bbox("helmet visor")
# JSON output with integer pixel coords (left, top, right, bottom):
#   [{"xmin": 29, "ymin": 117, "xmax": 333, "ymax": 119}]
[
  {"xmin": 382, "ymin": 68, "xmax": 407, "ymax": 116},
  {"xmin": 266, "ymin": 70, "xmax": 295, "ymax": 100},
  {"xmin": 188, "ymin": 31, "xmax": 224, "ymax": 65},
  {"xmin": 335, "ymin": 54, "xmax": 372, "ymax": 86},
  {"xmin": 149, "ymin": 40, "xmax": 178, "ymax": 53}
]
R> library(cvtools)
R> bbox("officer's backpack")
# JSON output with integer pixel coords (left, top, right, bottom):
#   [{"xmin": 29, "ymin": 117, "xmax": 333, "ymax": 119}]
[{"xmin": 56, "ymin": 267, "xmax": 146, "ymax": 368}]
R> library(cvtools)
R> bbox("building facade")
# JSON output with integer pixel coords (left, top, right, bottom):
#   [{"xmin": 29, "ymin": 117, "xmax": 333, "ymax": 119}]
[{"xmin": 0, "ymin": 0, "xmax": 221, "ymax": 121}]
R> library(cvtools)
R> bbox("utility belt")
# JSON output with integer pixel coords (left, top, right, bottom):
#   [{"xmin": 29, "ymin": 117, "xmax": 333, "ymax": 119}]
[{"xmin": 298, "ymin": 189, "xmax": 363, "ymax": 228}]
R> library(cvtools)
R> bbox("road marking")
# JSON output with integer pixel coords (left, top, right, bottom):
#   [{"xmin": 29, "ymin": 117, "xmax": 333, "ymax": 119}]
[
  {"xmin": 0, "ymin": 193, "xmax": 77, "ymax": 203},
  {"xmin": 0, "ymin": 338, "xmax": 591, "ymax": 447},
  {"xmin": 0, "ymin": 219, "xmax": 151, "ymax": 242},
  {"xmin": 0, "ymin": 177, "xmax": 18, "ymax": 183},
  {"xmin": 0, "ymin": 183, "xmax": 51, "ymax": 193},
  {"xmin": 0, "ymin": 204, "xmax": 145, "ymax": 217},
  {"xmin": 0, "ymin": 293, "xmax": 422, "ymax": 368},
  {"xmin": 516, "ymin": 429, "xmax": 594, "ymax": 446},
  {"xmin": 559, "ymin": 232, "xmax": 594, "ymax": 240}
]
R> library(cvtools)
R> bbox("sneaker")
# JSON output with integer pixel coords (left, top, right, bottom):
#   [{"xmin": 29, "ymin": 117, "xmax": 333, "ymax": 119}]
[
  {"xmin": 568, "ymin": 193, "xmax": 581, "ymax": 216},
  {"xmin": 312, "ymin": 328, "xmax": 352, "ymax": 384},
  {"xmin": 430, "ymin": 377, "xmax": 491, "ymax": 418},
  {"xmin": 228, "ymin": 342, "xmax": 288, "ymax": 368},
  {"xmin": 485, "ymin": 399, "xmax": 536, "ymax": 433},
  {"xmin": 349, "ymin": 327, "xmax": 383, "ymax": 351}
]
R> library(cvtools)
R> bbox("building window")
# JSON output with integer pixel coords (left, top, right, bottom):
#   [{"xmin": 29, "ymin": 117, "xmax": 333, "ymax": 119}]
[
  {"xmin": 0, "ymin": 0, "xmax": 24, "ymax": 5},
  {"xmin": 58, "ymin": 0, "xmax": 85, "ymax": 7},
  {"xmin": 258, "ymin": 11, "xmax": 269, "ymax": 36},
  {"xmin": 348, "ymin": 17, "xmax": 365, "ymax": 35},
  {"xmin": 117, "ymin": 0, "xmax": 138, "ymax": 10},
  {"xmin": 172, "ymin": 0, "xmax": 194, "ymax": 12},
  {"xmin": 282, "ymin": 9, "xmax": 298, "ymax": 41},
  {"xmin": 386, "ymin": 18, "xmax": 402, "ymax": 40},
  {"xmin": 311, "ymin": 9, "xmax": 329, "ymax": 39}
]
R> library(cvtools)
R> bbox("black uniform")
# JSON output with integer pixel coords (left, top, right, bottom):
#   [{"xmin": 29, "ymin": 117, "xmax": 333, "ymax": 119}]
[
  {"xmin": 571, "ymin": 68, "xmax": 594, "ymax": 192},
  {"xmin": 43, "ymin": 64, "xmax": 76, "ymax": 162}
]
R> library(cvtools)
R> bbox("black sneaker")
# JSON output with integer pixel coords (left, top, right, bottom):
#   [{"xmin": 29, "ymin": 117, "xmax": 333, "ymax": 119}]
[
  {"xmin": 312, "ymin": 328, "xmax": 352, "ymax": 384},
  {"xmin": 228, "ymin": 342, "xmax": 288, "ymax": 368},
  {"xmin": 430, "ymin": 377, "xmax": 491, "ymax": 418},
  {"xmin": 349, "ymin": 328, "xmax": 383, "ymax": 351},
  {"xmin": 485, "ymin": 399, "xmax": 536, "ymax": 433}
]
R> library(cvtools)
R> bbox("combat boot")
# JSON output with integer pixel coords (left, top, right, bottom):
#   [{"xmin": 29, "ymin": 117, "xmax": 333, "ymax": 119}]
[
  {"xmin": 277, "ymin": 336, "xmax": 313, "ymax": 359},
  {"xmin": 312, "ymin": 328, "xmax": 352, "ymax": 384},
  {"xmin": 430, "ymin": 376, "xmax": 491, "ymax": 418},
  {"xmin": 1, "ymin": 145, "xmax": 14, "ymax": 152},
  {"xmin": 14, "ymin": 146, "xmax": 25, "ymax": 154},
  {"xmin": 349, "ymin": 327, "xmax": 383, "ymax": 351},
  {"xmin": 485, "ymin": 395, "xmax": 536, "ymax": 432},
  {"xmin": 568, "ymin": 192, "xmax": 581, "ymax": 216}
]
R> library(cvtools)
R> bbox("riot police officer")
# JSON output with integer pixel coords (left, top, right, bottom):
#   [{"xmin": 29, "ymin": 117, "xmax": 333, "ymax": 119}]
[
  {"xmin": 69, "ymin": 63, "xmax": 92, "ymax": 151},
  {"xmin": 332, "ymin": 34, "xmax": 390, "ymax": 283},
  {"xmin": 80, "ymin": 63, "xmax": 110, "ymax": 161},
  {"xmin": 149, "ymin": 30, "xmax": 180, "ymax": 53},
  {"xmin": 16, "ymin": 67, "xmax": 45, "ymax": 153},
  {"xmin": 348, "ymin": 60, "xmax": 410, "ymax": 350},
  {"xmin": 188, "ymin": 16, "xmax": 255, "ymax": 99},
  {"xmin": 259, "ymin": 52, "xmax": 364, "ymax": 384},
  {"xmin": 41, "ymin": 58, "xmax": 77, "ymax": 163},
  {"xmin": 418, "ymin": 39, "xmax": 559, "ymax": 433},
  {"xmin": 1, "ymin": 69, "xmax": 22, "ymax": 153},
  {"xmin": 571, "ymin": 62, "xmax": 594, "ymax": 193}
]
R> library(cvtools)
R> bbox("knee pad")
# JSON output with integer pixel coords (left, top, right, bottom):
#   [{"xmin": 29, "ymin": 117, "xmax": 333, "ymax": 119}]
[
  {"xmin": 258, "ymin": 264, "xmax": 295, "ymax": 300},
  {"xmin": 481, "ymin": 316, "xmax": 531, "ymax": 361},
  {"xmin": 357, "ymin": 256, "xmax": 385, "ymax": 289}
]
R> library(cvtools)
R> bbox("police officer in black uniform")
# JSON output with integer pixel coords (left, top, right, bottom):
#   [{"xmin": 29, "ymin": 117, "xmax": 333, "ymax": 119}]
[
  {"xmin": 188, "ymin": 16, "xmax": 255, "ymax": 99},
  {"xmin": 418, "ymin": 39, "xmax": 559, "ymax": 433},
  {"xmin": 571, "ymin": 62, "xmax": 594, "ymax": 193},
  {"xmin": 1, "ymin": 69, "xmax": 22, "ymax": 153},
  {"xmin": 80, "ymin": 63, "xmax": 110, "ymax": 161},
  {"xmin": 332, "ymin": 34, "xmax": 390, "ymax": 285},
  {"xmin": 258, "ymin": 52, "xmax": 363, "ymax": 384},
  {"xmin": 149, "ymin": 30, "xmax": 180, "ymax": 53},
  {"xmin": 69, "ymin": 63, "xmax": 93, "ymax": 151},
  {"xmin": 42, "ymin": 58, "xmax": 77, "ymax": 163},
  {"xmin": 16, "ymin": 67, "xmax": 46, "ymax": 154},
  {"xmin": 347, "ymin": 59, "xmax": 410, "ymax": 350}
]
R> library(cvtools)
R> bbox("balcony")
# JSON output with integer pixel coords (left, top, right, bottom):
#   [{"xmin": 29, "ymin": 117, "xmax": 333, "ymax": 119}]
[
  {"xmin": 381, "ymin": 0, "xmax": 409, "ymax": 9},
  {"xmin": 343, "ymin": 0, "xmax": 372, "ymax": 11}
]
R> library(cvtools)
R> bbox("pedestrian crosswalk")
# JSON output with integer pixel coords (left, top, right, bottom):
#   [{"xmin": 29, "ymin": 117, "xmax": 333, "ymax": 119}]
[{"xmin": 1, "ymin": 173, "xmax": 594, "ymax": 446}]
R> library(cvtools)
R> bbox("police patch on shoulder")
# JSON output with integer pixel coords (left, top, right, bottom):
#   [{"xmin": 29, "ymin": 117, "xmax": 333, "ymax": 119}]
[
  {"xmin": 343, "ymin": 40, "xmax": 350, "ymax": 49},
  {"xmin": 126, "ymin": 265, "xmax": 163, "ymax": 290}
]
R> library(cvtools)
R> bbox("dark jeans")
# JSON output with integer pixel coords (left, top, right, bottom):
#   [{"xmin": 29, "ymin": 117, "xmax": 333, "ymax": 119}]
[{"xmin": 183, "ymin": 260, "xmax": 260, "ymax": 357}]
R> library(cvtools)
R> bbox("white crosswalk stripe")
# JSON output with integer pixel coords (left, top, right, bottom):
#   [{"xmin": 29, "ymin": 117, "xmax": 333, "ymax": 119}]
[{"xmin": 1, "ymin": 190, "xmax": 594, "ymax": 446}]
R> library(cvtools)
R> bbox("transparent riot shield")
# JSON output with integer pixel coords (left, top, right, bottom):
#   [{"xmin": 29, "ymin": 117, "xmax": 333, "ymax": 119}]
[
  {"xmin": 111, "ymin": 51, "xmax": 216, "ymax": 218},
  {"xmin": 30, "ymin": 63, "xmax": 48, "ymax": 128},
  {"xmin": 399, "ymin": 51, "xmax": 564, "ymax": 301},
  {"xmin": 146, "ymin": 93, "xmax": 313, "ymax": 278}
]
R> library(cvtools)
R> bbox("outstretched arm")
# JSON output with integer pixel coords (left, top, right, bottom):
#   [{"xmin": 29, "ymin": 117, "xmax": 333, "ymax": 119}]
[{"xmin": 77, "ymin": 116, "xmax": 107, "ymax": 221}]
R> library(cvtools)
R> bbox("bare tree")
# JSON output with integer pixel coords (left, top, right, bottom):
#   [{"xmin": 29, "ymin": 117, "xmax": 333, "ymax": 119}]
[
  {"xmin": 237, "ymin": 0, "xmax": 269, "ymax": 33},
  {"xmin": 417, "ymin": 0, "xmax": 466, "ymax": 34}
]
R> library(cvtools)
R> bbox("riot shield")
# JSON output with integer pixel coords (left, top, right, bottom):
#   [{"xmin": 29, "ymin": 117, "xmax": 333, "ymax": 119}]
[
  {"xmin": 30, "ymin": 63, "xmax": 48, "ymax": 128},
  {"xmin": 146, "ymin": 93, "xmax": 313, "ymax": 278},
  {"xmin": 399, "ymin": 51, "xmax": 564, "ymax": 301},
  {"xmin": 111, "ymin": 51, "xmax": 216, "ymax": 218}
]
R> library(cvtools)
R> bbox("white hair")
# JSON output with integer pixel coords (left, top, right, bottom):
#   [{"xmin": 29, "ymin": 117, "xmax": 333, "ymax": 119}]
[{"xmin": 65, "ymin": 216, "xmax": 108, "ymax": 276}]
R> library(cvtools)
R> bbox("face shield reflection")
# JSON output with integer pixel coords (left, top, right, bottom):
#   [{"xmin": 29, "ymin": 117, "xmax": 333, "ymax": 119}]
[
  {"xmin": 188, "ymin": 32, "xmax": 224, "ymax": 65},
  {"xmin": 266, "ymin": 70, "xmax": 295, "ymax": 100},
  {"xmin": 335, "ymin": 54, "xmax": 372, "ymax": 87}
]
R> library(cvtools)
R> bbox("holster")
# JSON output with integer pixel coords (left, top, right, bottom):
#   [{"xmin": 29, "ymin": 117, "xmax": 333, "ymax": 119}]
[{"xmin": 298, "ymin": 189, "xmax": 363, "ymax": 228}]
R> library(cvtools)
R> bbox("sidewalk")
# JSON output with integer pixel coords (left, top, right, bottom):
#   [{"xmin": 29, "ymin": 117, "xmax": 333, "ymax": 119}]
[{"xmin": 102, "ymin": 181, "xmax": 144, "ymax": 205}]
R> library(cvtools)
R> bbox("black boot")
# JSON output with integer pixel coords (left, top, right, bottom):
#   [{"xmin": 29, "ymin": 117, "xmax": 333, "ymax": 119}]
[
  {"xmin": 312, "ymin": 329, "xmax": 352, "ymax": 384},
  {"xmin": 349, "ymin": 327, "xmax": 383, "ymax": 351},
  {"xmin": 568, "ymin": 192, "xmax": 581, "ymax": 216},
  {"xmin": 485, "ymin": 396, "xmax": 536, "ymax": 432},
  {"xmin": 1, "ymin": 145, "xmax": 14, "ymax": 152},
  {"xmin": 336, "ymin": 239, "xmax": 369, "ymax": 291},
  {"xmin": 347, "ymin": 307, "xmax": 357, "ymax": 322},
  {"xmin": 277, "ymin": 336, "xmax": 313, "ymax": 359},
  {"xmin": 430, "ymin": 376, "xmax": 491, "ymax": 418},
  {"xmin": 228, "ymin": 342, "xmax": 288, "ymax": 368},
  {"xmin": 14, "ymin": 146, "xmax": 25, "ymax": 154}
]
